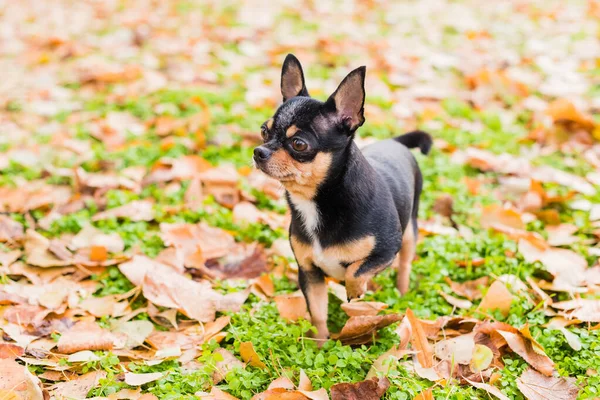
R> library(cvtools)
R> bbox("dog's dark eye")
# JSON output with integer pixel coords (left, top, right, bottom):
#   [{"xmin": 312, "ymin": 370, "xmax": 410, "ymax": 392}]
[
  {"xmin": 291, "ymin": 138, "xmax": 308, "ymax": 152},
  {"xmin": 260, "ymin": 126, "xmax": 268, "ymax": 141}
]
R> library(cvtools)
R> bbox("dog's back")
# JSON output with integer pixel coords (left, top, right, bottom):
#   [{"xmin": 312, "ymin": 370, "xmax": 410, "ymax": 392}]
[{"xmin": 362, "ymin": 131, "xmax": 431, "ymax": 232}]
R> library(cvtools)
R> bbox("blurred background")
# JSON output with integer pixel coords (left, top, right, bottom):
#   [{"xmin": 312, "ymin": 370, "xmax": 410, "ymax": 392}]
[{"xmin": 1, "ymin": 0, "xmax": 598, "ymax": 148}]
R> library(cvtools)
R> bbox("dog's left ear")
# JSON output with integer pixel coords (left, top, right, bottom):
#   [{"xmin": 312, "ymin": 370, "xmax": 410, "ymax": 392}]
[
  {"xmin": 325, "ymin": 66, "xmax": 366, "ymax": 132},
  {"xmin": 281, "ymin": 54, "xmax": 309, "ymax": 102}
]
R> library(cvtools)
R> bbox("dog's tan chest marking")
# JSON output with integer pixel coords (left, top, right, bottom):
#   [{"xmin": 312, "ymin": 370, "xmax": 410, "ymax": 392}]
[{"xmin": 290, "ymin": 235, "xmax": 376, "ymax": 280}]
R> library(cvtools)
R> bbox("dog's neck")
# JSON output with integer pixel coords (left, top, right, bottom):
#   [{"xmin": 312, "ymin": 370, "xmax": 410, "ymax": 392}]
[{"xmin": 286, "ymin": 141, "xmax": 377, "ymax": 239}]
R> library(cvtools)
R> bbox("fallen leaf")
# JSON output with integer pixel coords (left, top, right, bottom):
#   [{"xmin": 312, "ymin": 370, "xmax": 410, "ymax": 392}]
[
  {"xmin": 57, "ymin": 321, "xmax": 115, "ymax": 354},
  {"xmin": 445, "ymin": 276, "xmax": 489, "ymax": 300},
  {"xmin": 545, "ymin": 98, "xmax": 595, "ymax": 131},
  {"xmin": 51, "ymin": 370, "xmax": 107, "ymax": 399},
  {"xmin": 67, "ymin": 350, "xmax": 101, "ymax": 363},
  {"xmin": 434, "ymin": 333, "xmax": 475, "ymax": 365},
  {"xmin": 124, "ymin": 372, "xmax": 164, "ymax": 386},
  {"xmin": 267, "ymin": 376, "xmax": 296, "ymax": 390},
  {"xmin": 0, "ymin": 215, "xmax": 24, "ymax": 242},
  {"xmin": 478, "ymin": 281, "xmax": 513, "ymax": 317},
  {"xmin": 414, "ymin": 389, "xmax": 434, "ymax": 400},
  {"xmin": 331, "ymin": 314, "xmax": 402, "ymax": 345},
  {"xmin": 0, "ymin": 359, "xmax": 44, "ymax": 400},
  {"xmin": 341, "ymin": 301, "xmax": 388, "ymax": 317},
  {"xmin": 24, "ymin": 229, "xmax": 72, "ymax": 267},
  {"xmin": 464, "ymin": 378, "xmax": 510, "ymax": 400},
  {"xmin": 0, "ymin": 343, "xmax": 24, "ymax": 359},
  {"xmin": 367, "ymin": 346, "xmax": 415, "ymax": 378},
  {"xmin": 330, "ymin": 377, "xmax": 389, "ymax": 400},
  {"xmin": 470, "ymin": 344, "xmax": 494, "ymax": 373},
  {"xmin": 298, "ymin": 370, "xmax": 312, "ymax": 391},
  {"xmin": 406, "ymin": 309, "xmax": 433, "ymax": 368},
  {"xmin": 213, "ymin": 348, "xmax": 244, "ymax": 383},
  {"xmin": 496, "ymin": 330, "xmax": 555, "ymax": 376},
  {"xmin": 92, "ymin": 200, "xmax": 155, "ymax": 222},
  {"xmin": 240, "ymin": 341, "xmax": 267, "ymax": 369},
  {"xmin": 516, "ymin": 367, "xmax": 579, "ymax": 400},
  {"xmin": 274, "ymin": 294, "xmax": 309, "ymax": 321},
  {"xmin": 113, "ymin": 320, "xmax": 154, "ymax": 349},
  {"xmin": 197, "ymin": 387, "xmax": 240, "ymax": 400},
  {"xmin": 438, "ymin": 290, "xmax": 473, "ymax": 309}
]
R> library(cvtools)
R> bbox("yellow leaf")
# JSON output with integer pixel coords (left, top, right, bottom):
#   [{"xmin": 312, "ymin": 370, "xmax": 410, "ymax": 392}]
[
  {"xmin": 470, "ymin": 344, "xmax": 493, "ymax": 372},
  {"xmin": 240, "ymin": 341, "xmax": 267, "ymax": 369}
]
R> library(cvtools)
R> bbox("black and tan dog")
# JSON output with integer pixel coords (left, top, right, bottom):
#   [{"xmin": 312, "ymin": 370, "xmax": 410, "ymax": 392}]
[{"xmin": 253, "ymin": 54, "xmax": 432, "ymax": 341}]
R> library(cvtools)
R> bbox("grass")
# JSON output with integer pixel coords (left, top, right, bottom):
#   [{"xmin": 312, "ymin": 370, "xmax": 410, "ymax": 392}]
[{"xmin": 10, "ymin": 87, "xmax": 593, "ymax": 399}]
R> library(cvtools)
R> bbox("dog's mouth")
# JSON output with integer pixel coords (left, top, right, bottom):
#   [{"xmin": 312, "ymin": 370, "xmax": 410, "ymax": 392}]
[{"xmin": 255, "ymin": 163, "xmax": 295, "ymax": 182}]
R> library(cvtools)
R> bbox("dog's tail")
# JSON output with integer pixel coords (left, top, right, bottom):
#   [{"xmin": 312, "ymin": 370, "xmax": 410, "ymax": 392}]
[{"xmin": 393, "ymin": 130, "xmax": 433, "ymax": 155}]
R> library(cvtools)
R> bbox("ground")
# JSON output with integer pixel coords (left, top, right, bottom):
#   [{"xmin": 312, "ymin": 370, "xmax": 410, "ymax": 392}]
[{"xmin": 0, "ymin": 0, "xmax": 599, "ymax": 399}]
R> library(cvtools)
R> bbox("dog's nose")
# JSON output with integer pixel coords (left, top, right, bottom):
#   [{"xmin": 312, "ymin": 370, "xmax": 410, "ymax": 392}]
[{"xmin": 253, "ymin": 146, "xmax": 272, "ymax": 161}]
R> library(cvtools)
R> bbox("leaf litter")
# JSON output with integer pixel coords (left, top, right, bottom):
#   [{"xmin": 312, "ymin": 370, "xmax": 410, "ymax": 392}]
[{"xmin": 1, "ymin": 0, "xmax": 599, "ymax": 398}]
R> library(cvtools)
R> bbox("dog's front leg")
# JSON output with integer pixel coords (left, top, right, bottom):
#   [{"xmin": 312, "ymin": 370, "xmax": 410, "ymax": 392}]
[{"xmin": 298, "ymin": 266, "xmax": 329, "ymax": 344}]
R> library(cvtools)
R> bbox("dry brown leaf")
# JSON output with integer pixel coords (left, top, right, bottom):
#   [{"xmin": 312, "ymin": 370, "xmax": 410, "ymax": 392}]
[
  {"xmin": 274, "ymin": 294, "xmax": 309, "ymax": 321},
  {"xmin": 445, "ymin": 276, "xmax": 488, "ymax": 300},
  {"xmin": 24, "ymin": 229, "xmax": 72, "ymax": 267},
  {"xmin": 552, "ymin": 299, "xmax": 600, "ymax": 322},
  {"xmin": 464, "ymin": 378, "xmax": 510, "ymax": 400},
  {"xmin": 481, "ymin": 204, "xmax": 525, "ymax": 230},
  {"xmin": 92, "ymin": 200, "xmax": 154, "ymax": 222},
  {"xmin": 478, "ymin": 281, "xmax": 513, "ymax": 317},
  {"xmin": 516, "ymin": 367, "xmax": 579, "ymax": 400},
  {"xmin": 197, "ymin": 387, "xmax": 240, "ymax": 400},
  {"xmin": 438, "ymin": 290, "xmax": 473, "ymax": 309},
  {"xmin": 69, "ymin": 225, "xmax": 125, "ymax": 253},
  {"xmin": 51, "ymin": 370, "xmax": 107, "ymax": 399},
  {"xmin": 406, "ymin": 309, "xmax": 433, "ymax": 368},
  {"xmin": 57, "ymin": 321, "xmax": 115, "ymax": 354},
  {"xmin": 546, "ymin": 224, "xmax": 579, "ymax": 246},
  {"xmin": 0, "ymin": 359, "xmax": 44, "ymax": 400},
  {"xmin": 340, "ymin": 301, "xmax": 388, "ymax": 317},
  {"xmin": 113, "ymin": 320, "xmax": 154, "ymax": 349},
  {"xmin": 0, "ymin": 343, "xmax": 24, "ymax": 359},
  {"xmin": 434, "ymin": 333, "xmax": 475, "ymax": 365},
  {"xmin": 240, "ymin": 341, "xmax": 267, "ymax": 369},
  {"xmin": 159, "ymin": 222, "xmax": 235, "ymax": 267},
  {"xmin": 330, "ymin": 377, "xmax": 389, "ymax": 400},
  {"xmin": 250, "ymin": 388, "xmax": 309, "ymax": 400},
  {"xmin": 254, "ymin": 274, "xmax": 275, "ymax": 297},
  {"xmin": 298, "ymin": 370, "xmax": 312, "ymax": 392},
  {"xmin": 124, "ymin": 372, "xmax": 164, "ymax": 386},
  {"xmin": 545, "ymin": 98, "xmax": 595, "ymax": 131},
  {"xmin": 267, "ymin": 376, "xmax": 296, "ymax": 390},
  {"xmin": 414, "ymin": 388, "xmax": 434, "ymax": 400},
  {"xmin": 367, "ymin": 346, "xmax": 415, "ymax": 378},
  {"xmin": 213, "ymin": 348, "xmax": 244, "ymax": 383},
  {"xmin": 332, "ymin": 314, "xmax": 402, "ymax": 345},
  {"xmin": 496, "ymin": 330, "xmax": 555, "ymax": 376},
  {"xmin": 0, "ymin": 215, "xmax": 24, "ymax": 242}
]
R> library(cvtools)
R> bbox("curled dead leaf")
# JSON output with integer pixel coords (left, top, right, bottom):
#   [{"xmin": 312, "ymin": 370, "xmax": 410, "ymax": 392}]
[
  {"xmin": 240, "ymin": 341, "xmax": 267, "ymax": 369},
  {"xmin": 516, "ymin": 367, "xmax": 579, "ymax": 400},
  {"xmin": 331, "ymin": 314, "xmax": 402, "ymax": 345},
  {"xmin": 330, "ymin": 377, "xmax": 389, "ymax": 400},
  {"xmin": 57, "ymin": 321, "xmax": 115, "ymax": 354},
  {"xmin": 478, "ymin": 281, "xmax": 513, "ymax": 317},
  {"xmin": 340, "ymin": 301, "xmax": 388, "ymax": 317}
]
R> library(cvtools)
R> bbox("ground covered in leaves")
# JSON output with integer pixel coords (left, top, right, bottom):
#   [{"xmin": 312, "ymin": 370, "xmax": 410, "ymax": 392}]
[{"xmin": 1, "ymin": 0, "xmax": 600, "ymax": 399}]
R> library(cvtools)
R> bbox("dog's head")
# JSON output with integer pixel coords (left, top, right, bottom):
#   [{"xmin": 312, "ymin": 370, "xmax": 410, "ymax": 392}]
[{"xmin": 254, "ymin": 54, "xmax": 366, "ymax": 199}]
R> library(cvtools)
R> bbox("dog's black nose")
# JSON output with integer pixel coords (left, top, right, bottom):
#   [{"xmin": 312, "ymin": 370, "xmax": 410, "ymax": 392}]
[{"xmin": 253, "ymin": 146, "xmax": 272, "ymax": 161}]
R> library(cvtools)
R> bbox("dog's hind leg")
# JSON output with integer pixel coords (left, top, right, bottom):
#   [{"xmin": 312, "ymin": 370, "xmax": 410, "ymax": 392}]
[{"xmin": 397, "ymin": 218, "xmax": 416, "ymax": 295}]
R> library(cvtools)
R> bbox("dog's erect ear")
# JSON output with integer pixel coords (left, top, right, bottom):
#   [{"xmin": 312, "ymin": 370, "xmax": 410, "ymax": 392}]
[
  {"xmin": 325, "ymin": 66, "xmax": 366, "ymax": 132},
  {"xmin": 281, "ymin": 54, "xmax": 309, "ymax": 102}
]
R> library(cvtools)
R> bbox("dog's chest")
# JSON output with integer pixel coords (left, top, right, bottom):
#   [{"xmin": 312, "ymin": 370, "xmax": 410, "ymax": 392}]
[
  {"xmin": 289, "ymin": 195, "xmax": 376, "ymax": 280},
  {"xmin": 289, "ymin": 196, "xmax": 347, "ymax": 280}
]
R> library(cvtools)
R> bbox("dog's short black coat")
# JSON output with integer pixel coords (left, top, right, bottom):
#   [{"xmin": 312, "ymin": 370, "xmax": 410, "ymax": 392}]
[{"xmin": 253, "ymin": 54, "xmax": 432, "ymax": 341}]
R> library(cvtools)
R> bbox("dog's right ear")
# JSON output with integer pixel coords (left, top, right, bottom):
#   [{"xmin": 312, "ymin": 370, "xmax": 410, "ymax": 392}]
[{"xmin": 281, "ymin": 54, "xmax": 309, "ymax": 102}]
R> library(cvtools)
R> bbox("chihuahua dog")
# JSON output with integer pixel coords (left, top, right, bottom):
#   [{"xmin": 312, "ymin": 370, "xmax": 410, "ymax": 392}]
[{"xmin": 253, "ymin": 54, "xmax": 432, "ymax": 341}]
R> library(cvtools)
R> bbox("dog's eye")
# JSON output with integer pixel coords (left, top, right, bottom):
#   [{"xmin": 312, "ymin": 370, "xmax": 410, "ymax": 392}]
[
  {"xmin": 260, "ymin": 126, "xmax": 268, "ymax": 141},
  {"xmin": 291, "ymin": 138, "xmax": 308, "ymax": 152}
]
